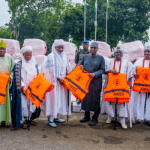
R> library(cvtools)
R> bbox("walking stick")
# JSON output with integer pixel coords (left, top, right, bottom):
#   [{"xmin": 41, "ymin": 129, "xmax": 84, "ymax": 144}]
[
  {"xmin": 129, "ymin": 89, "xmax": 132, "ymax": 128},
  {"xmin": 5, "ymin": 83, "xmax": 9, "ymax": 126},
  {"xmin": 27, "ymin": 101, "xmax": 31, "ymax": 131},
  {"xmin": 113, "ymin": 98, "xmax": 118, "ymax": 130},
  {"xmin": 67, "ymin": 89, "xmax": 69, "ymax": 122}
]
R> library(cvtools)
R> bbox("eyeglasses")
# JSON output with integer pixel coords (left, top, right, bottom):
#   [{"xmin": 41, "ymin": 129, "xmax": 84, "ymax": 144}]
[{"xmin": 90, "ymin": 47, "xmax": 97, "ymax": 49}]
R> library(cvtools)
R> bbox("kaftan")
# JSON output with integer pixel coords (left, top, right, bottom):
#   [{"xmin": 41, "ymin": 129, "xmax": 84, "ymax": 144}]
[
  {"xmin": 79, "ymin": 54, "xmax": 105, "ymax": 111},
  {"xmin": 41, "ymin": 53, "xmax": 71, "ymax": 118},
  {"xmin": 101, "ymin": 59, "xmax": 133, "ymax": 121},
  {"xmin": 0, "ymin": 54, "xmax": 15, "ymax": 123},
  {"xmin": 131, "ymin": 58, "xmax": 150, "ymax": 121}
]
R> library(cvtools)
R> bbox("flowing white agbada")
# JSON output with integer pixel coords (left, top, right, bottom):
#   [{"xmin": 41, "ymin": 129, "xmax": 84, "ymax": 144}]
[
  {"xmin": 21, "ymin": 46, "xmax": 37, "ymax": 121},
  {"xmin": 131, "ymin": 57, "xmax": 150, "ymax": 122},
  {"xmin": 41, "ymin": 48, "xmax": 71, "ymax": 119},
  {"xmin": 101, "ymin": 58, "xmax": 134, "ymax": 122}
]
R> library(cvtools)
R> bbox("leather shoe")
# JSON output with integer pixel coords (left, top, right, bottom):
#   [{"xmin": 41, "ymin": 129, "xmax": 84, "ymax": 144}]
[
  {"xmin": 89, "ymin": 120, "xmax": 98, "ymax": 126},
  {"xmin": 80, "ymin": 117, "xmax": 90, "ymax": 123},
  {"xmin": 132, "ymin": 120, "xmax": 141, "ymax": 125},
  {"xmin": 145, "ymin": 121, "xmax": 150, "ymax": 127}
]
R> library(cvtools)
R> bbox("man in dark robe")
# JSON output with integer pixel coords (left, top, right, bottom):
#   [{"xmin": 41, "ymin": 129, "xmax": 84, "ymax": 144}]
[{"xmin": 79, "ymin": 42, "xmax": 105, "ymax": 126}]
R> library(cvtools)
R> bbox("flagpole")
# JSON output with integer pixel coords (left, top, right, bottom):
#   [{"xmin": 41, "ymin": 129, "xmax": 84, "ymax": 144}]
[
  {"xmin": 84, "ymin": 0, "xmax": 87, "ymax": 40},
  {"xmin": 95, "ymin": 0, "xmax": 98, "ymax": 41},
  {"xmin": 106, "ymin": 0, "xmax": 108, "ymax": 43}
]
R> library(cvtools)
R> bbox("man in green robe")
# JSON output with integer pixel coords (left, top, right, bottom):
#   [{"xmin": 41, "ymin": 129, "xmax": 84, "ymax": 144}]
[{"xmin": 0, "ymin": 40, "xmax": 15, "ymax": 127}]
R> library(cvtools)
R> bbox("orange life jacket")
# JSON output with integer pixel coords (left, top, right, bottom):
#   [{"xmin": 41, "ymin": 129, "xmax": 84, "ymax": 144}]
[
  {"xmin": 0, "ymin": 73, "xmax": 10, "ymax": 104},
  {"xmin": 62, "ymin": 65, "xmax": 93, "ymax": 100},
  {"xmin": 133, "ymin": 67, "xmax": 150, "ymax": 92},
  {"xmin": 104, "ymin": 73, "xmax": 130, "ymax": 103},
  {"xmin": 25, "ymin": 73, "xmax": 55, "ymax": 108}
]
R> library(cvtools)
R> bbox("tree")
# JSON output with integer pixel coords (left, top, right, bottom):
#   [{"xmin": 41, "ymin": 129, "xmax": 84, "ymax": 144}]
[
  {"xmin": 6, "ymin": 0, "xmax": 68, "ymax": 53},
  {"xmin": 0, "ymin": 27, "xmax": 14, "ymax": 39},
  {"xmin": 5, "ymin": 0, "xmax": 150, "ymax": 50}
]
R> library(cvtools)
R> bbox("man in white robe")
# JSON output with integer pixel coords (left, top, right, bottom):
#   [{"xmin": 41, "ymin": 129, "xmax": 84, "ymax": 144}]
[
  {"xmin": 41, "ymin": 39, "xmax": 71, "ymax": 128},
  {"xmin": 21, "ymin": 46, "xmax": 40, "ymax": 127},
  {"xmin": 132, "ymin": 46, "xmax": 150, "ymax": 126},
  {"xmin": 101, "ymin": 47, "xmax": 133, "ymax": 129}
]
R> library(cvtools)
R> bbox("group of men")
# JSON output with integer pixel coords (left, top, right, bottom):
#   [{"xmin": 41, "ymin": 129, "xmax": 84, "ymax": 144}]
[
  {"xmin": 0, "ymin": 39, "xmax": 150, "ymax": 130},
  {"xmin": 76, "ymin": 40, "xmax": 150, "ymax": 129}
]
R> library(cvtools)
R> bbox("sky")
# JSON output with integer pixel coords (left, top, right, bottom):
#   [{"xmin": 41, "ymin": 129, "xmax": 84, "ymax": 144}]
[
  {"xmin": 0, "ymin": 0, "xmax": 150, "ymax": 45},
  {"xmin": 0, "ymin": 0, "xmax": 82, "ymax": 27}
]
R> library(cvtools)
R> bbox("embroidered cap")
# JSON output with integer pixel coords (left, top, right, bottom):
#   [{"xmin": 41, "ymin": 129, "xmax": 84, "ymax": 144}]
[
  {"xmin": 0, "ymin": 40, "xmax": 7, "ymax": 49},
  {"xmin": 91, "ymin": 42, "xmax": 98, "ymax": 48},
  {"xmin": 114, "ymin": 46, "xmax": 124, "ymax": 53}
]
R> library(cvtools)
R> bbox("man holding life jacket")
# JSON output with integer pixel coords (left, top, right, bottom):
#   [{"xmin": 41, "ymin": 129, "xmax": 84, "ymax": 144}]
[
  {"xmin": 11, "ymin": 46, "xmax": 41, "ymax": 129},
  {"xmin": 41, "ymin": 39, "xmax": 71, "ymax": 128},
  {"xmin": 132, "ymin": 46, "xmax": 150, "ymax": 126},
  {"xmin": 79, "ymin": 42, "xmax": 105, "ymax": 126},
  {"xmin": 0, "ymin": 40, "xmax": 15, "ymax": 127},
  {"xmin": 103, "ymin": 46, "xmax": 133, "ymax": 129}
]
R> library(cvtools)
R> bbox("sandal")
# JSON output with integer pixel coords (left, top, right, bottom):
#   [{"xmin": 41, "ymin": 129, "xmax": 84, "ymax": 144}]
[
  {"xmin": 21, "ymin": 120, "xmax": 28, "ymax": 129},
  {"xmin": 30, "ymin": 120, "xmax": 37, "ymax": 126}
]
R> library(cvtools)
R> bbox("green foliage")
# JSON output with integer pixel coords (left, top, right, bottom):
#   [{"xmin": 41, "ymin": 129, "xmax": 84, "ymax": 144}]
[
  {"xmin": 0, "ymin": 27, "xmax": 14, "ymax": 39},
  {"xmin": 5, "ymin": 0, "xmax": 150, "ymax": 51}
]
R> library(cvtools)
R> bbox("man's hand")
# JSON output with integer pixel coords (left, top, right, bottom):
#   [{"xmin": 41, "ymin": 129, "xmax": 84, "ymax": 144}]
[
  {"xmin": 128, "ymin": 82, "xmax": 132, "ymax": 89},
  {"xmin": 8, "ymin": 77, "xmax": 11, "ymax": 84},
  {"xmin": 79, "ymin": 65, "xmax": 84, "ymax": 69},
  {"xmin": 21, "ymin": 86, "xmax": 26, "ymax": 96},
  {"xmin": 134, "ymin": 74, "xmax": 139, "ymax": 79},
  {"xmin": 57, "ymin": 78, "xmax": 64, "ymax": 85},
  {"xmin": 111, "ymin": 69, "xmax": 118, "ymax": 75},
  {"xmin": 90, "ymin": 73, "xmax": 95, "ymax": 78}
]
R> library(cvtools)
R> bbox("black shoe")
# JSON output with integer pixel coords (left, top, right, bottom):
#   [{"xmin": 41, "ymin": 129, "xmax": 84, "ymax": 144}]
[
  {"xmin": 80, "ymin": 117, "xmax": 90, "ymax": 123},
  {"xmin": 132, "ymin": 120, "xmax": 141, "ymax": 125},
  {"xmin": 89, "ymin": 120, "xmax": 98, "ymax": 126},
  {"xmin": 145, "ymin": 121, "xmax": 150, "ymax": 127}
]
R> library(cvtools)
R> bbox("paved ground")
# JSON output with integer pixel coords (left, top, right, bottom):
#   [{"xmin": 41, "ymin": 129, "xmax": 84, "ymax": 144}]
[{"xmin": 0, "ymin": 111, "xmax": 150, "ymax": 150}]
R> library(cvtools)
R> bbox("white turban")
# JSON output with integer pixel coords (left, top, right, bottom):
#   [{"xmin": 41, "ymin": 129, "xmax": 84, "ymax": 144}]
[
  {"xmin": 21, "ymin": 46, "xmax": 33, "ymax": 54},
  {"xmin": 54, "ymin": 39, "xmax": 64, "ymax": 47}
]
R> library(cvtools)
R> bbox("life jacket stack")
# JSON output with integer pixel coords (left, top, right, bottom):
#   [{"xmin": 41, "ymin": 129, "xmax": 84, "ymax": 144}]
[
  {"xmin": 25, "ymin": 73, "xmax": 55, "ymax": 108},
  {"xmin": 104, "ymin": 73, "xmax": 130, "ymax": 103},
  {"xmin": 62, "ymin": 65, "xmax": 93, "ymax": 100},
  {"xmin": 0, "ymin": 73, "xmax": 10, "ymax": 104},
  {"xmin": 133, "ymin": 67, "xmax": 150, "ymax": 92}
]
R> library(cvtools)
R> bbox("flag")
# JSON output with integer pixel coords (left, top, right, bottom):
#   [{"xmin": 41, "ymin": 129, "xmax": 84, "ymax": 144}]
[
  {"xmin": 83, "ymin": 0, "xmax": 87, "ymax": 9},
  {"xmin": 94, "ymin": 0, "xmax": 98, "ymax": 12}
]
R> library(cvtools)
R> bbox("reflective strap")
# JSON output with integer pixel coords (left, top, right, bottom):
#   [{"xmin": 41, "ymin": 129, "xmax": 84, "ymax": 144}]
[
  {"xmin": 104, "ymin": 89, "xmax": 129, "ymax": 94},
  {"xmin": 0, "ymin": 93, "xmax": 6, "ymax": 97},
  {"xmin": 28, "ymin": 86, "xmax": 43, "ymax": 103},
  {"xmin": 64, "ymin": 77, "xmax": 87, "ymax": 94},
  {"xmin": 134, "ymin": 83, "xmax": 150, "ymax": 87}
]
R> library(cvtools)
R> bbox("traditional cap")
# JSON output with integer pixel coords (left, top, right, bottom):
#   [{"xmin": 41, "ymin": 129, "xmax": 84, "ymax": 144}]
[
  {"xmin": 82, "ymin": 40, "xmax": 89, "ymax": 44},
  {"xmin": 0, "ymin": 40, "xmax": 7, "ymax": 48},
  {"xmin": 21, "ymin": 46, "xmax": 33, "ymax": 54},
  {"xmin": 114, "ymin": 46, "xmax": 124, "ymax": 53},
  {"xmin": 54, "ymin": 39, "xmax": 64, "ymax": 47},
  {"xmin": 144, "ymin": 45, "xmax": 150, "ymax": 51},
  {"xmin": 91, "ymin": 42, "xmax": 98, "ymax": 48}
]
